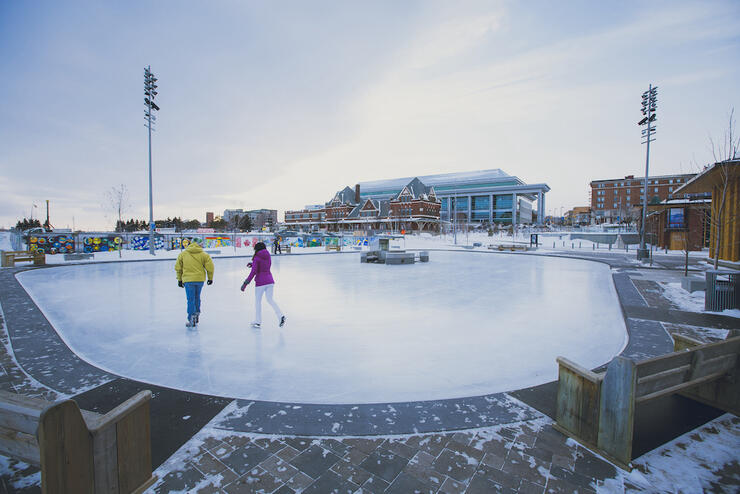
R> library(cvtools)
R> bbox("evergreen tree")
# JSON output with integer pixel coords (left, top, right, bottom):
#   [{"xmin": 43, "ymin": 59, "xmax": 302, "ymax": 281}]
[{"xmin": 238, "ymin": 215, "xmax": 253, "ymax": 232}]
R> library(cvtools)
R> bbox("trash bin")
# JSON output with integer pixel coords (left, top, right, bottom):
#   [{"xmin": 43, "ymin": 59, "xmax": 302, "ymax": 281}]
[
  {"xmin": 530, "ymin": 233, "xmax": 539, "ymax": 247},
  {"xmin": 705, "ymin": 270, "xmax": 739, "ymax": 311}
]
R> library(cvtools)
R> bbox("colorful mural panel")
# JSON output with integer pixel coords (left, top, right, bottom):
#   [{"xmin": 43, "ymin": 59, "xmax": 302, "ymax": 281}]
[
  {"xmin": 29, "ymin": 235, "xmax": 76, "ymax": 255},
  {"xmin": 170, "ymin": 237, "xmax": 199, "ymax": 250},
  {"xmin": 82, "ymin": 236, "xmax": 121, "ymax": 253},
  {"xmin": 342, "ymin": 237, "xmax": 369, "ymax": 247},
  {"xmin": 204, "ymin": 236, "xmax": 233, "ymax": 249},
  {"xmin": 130, "ymin": 236, "xmax": 165, "ymax": 250}
]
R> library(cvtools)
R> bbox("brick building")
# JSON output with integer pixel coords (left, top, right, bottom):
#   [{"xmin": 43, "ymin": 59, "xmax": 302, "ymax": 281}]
[
  {"xmin": 590, "ymin": 173, "xmax": 696, "ymax": 223},
  {"xmin": 285, "ymin": 179, "xmax": 442, "ymax": 233}
]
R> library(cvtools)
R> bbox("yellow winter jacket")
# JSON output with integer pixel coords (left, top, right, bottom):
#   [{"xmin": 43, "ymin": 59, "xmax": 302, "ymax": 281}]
[{"xmin": 175, "ymin": 243, "xmax": 214, "ymax": 282}]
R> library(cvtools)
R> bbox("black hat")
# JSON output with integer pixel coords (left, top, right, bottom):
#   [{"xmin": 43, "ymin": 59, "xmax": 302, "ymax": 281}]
[{"xmin": 254, "ymin": 242, "xmax": 267, "ymax": 252}]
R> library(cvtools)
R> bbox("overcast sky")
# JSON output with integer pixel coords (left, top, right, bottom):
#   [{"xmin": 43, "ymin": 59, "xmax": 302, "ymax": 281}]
[{"xmin": 1, "ymin": 0, "xmax": 738, "ymax": 230}]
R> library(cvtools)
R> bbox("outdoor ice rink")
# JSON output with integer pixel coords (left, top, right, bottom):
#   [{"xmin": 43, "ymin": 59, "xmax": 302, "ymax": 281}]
[{"xmin": 17, "ymin": 251, "xmax": 627, "ymax": 403}]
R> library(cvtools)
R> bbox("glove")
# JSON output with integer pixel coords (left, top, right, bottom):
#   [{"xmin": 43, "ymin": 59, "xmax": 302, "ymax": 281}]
[
  {"xmin": 247, "ymin": 262, "xmax": 253, "ymax": 268},
  {"xmin": 207, "ymin": 280, "xmax": 213, "ymax": 285},
  {"xmin": 178, "ymin": 281, "xmax": 184, "ymax": 288},
  {"xmin": 241, "ymin": 280, "xmax": 249, "ymax": 292}
]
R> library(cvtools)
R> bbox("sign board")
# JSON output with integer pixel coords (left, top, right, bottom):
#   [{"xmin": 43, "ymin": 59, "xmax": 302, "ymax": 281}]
[
  {"xmin": 668, "ymin": 207, "xmax": 685, "ymax": 229},
  {"xmin": 196, "ymin": 228, "xmax": 215, "ymax": 233}
]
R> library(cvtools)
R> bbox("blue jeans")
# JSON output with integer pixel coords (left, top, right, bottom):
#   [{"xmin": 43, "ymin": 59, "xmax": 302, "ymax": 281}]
[{"xmin": 184, "ymin": 282, "xmax": 204, "ymax": 317}]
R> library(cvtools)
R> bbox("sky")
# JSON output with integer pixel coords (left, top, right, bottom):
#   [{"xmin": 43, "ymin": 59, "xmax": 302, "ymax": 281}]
[{"xmin": 1, "ymin": 0, "xmax": 738, "ymax": 230}]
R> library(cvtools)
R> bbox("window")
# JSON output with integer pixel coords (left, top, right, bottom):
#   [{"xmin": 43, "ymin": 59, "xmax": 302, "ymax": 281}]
[
  {"xmin": 654, "ymin": 187, "xmax": 658, "ymax": 193},
  {"xmin": 669, "ymin": 187, "xmax": 673, "ymax": 192}
]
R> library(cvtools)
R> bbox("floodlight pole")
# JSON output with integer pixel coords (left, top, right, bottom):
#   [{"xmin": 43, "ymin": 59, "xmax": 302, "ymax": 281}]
[
  {"xmin": 638, "ymin": 84, "xmax": 657, "ymax": 260},
  {"xmin": 144, "ymin": 66, "xmax": 159, "ymax": 256}
]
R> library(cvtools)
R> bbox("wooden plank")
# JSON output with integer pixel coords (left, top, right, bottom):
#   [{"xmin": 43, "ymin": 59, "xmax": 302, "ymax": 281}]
[
  {"xmin": 636, "ymin": 370, "xmax": 731, "ymax": 404},
  {"xmin": 689, "ymin": 352, "xmax": 737, "ymax": 382},
  {"xmin": 598, "ymin": 356, "xmax": 636, "ymax": 467},
  {"xmin": 636, "ymin": 351, "xmax": 693, "ymax": 379},
  {"xmin": 673, "ymin": 333, "xmax": 704, "ymax": 351},
  {"xmin": 89, "ymin": 391, "xmax": 152, "ymax": 433},
  {"xmin": 636, "ymin": 365, "xmax": 691, "ymax": 398},
  {"xmin": 37, "ymin": 400, "xmax": 94, "ymax": 494},
  {"xmin": 116, "ymin": 399, "xmax": 152, "ymax": 494},
  {"xmin": 92, "ymin": 423, "xmax": 119, "ymax": 494},
  {"xmin": 555, "ymin": 359, "xmax": 602, "ymax": 445},
  {"xmin": 0, "ymin": 425, "xmax": 40, "ymax": 465}
]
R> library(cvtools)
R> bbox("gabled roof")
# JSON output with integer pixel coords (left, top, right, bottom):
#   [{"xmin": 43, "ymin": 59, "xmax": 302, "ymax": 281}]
[
  {"xmin": 393, "ymin": 177, "xmax": 437, "ymax": 201},
  {"xmin": 327, "ymin": 186, "xmax": 356, "ymax": 207}
]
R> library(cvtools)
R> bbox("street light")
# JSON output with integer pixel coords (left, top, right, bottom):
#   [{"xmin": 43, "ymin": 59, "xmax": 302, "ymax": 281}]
[
  {"xmin": 144, "ymin": 66, "xmax": 159, "ymax": 255},
  {"xmin": 637, "ymin": 84, "xmax": 657, "ymax": 260}
]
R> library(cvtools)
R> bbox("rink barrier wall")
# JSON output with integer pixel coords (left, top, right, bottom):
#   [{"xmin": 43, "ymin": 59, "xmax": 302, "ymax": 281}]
[{"xmin": 22, "ymin": 232, "xmax": 374, "ymax": 255}]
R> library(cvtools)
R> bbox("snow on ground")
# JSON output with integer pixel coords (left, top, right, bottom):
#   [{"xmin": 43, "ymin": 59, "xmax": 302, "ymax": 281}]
[
  {"xmin": 0, "ymin": 231, "xmax": 14, "ymax": 251},
  {"xmin": 661, "ymin": 282, "xmax": 740, "ymax": 319},
  {"xmin": 16, "ymin": 251, "xmax": 626, "ymax": 404}
]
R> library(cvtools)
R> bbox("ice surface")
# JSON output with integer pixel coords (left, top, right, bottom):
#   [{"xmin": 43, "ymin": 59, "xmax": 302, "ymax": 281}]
[{"xmin": 17, "ymin": 251, "xmax": 626, "ymax": 403}]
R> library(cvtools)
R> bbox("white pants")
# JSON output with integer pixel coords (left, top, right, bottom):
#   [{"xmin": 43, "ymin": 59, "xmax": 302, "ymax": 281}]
[{"xmin": 254, "ymin": 284, "xmax": 283, "ymax": 324}]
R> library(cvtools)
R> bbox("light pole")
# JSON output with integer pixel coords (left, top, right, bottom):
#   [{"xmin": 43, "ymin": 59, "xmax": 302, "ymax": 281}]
[
  {"xmin": 144, "ymin": 67, "xmax": 160, "ymax": 256},
  {"xmin": 637, "ymin": 84, "xmax": 657, "ymax": 260}
]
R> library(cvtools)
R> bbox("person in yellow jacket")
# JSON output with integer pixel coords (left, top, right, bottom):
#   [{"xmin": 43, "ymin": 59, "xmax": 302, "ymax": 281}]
[{"xmin": 175, "ymin": 239, "xmax": 215, "ymax": 327}]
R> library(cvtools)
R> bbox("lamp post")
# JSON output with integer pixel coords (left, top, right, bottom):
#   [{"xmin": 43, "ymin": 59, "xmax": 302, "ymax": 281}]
[
  {"xmin": 637, "ymin": 84, "xmax": 657, "ymax": 260},
  {"xmin": 144, "ymin": 66, "xmax": 160, "ymax": 256}
]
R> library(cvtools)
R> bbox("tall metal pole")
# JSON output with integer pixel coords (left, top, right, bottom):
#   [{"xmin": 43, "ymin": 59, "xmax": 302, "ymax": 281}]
[
  {"xmin": 148, "ymin": 96, "xmax": 154, "ymax": 255},
  {"xmin": 638, "ymin": 84, "xmax": 657, "ymax": 260}
]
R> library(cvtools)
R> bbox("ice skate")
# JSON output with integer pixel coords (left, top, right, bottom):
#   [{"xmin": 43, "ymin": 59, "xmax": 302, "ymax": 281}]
[
  {"xmin": 185, "ymin": 315, "xmax": 196, "ymax": 328},
  {"xmin": 251, "ymin": 322, "xmax": 261, "ymax": 329},
  {"xmin": 279, "ymin": 316, "xmax": 286, "ymax": 327},
  {"xmin": 193, "ymin": 312, "xmax": 200, "ymax": 324}
]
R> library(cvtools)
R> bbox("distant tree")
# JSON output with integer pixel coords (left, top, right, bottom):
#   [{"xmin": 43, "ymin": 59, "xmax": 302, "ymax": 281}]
[
  {"xmin": 15, "ymin": 218, "xmax": 42, "ymax": 230},
  {"xmin": 104, "ymin": 185, "xmax": 131, "ymax": 237},
  {"xmin": 183, "ymin": 219, "xmax": 201, "ymax": 230},
  {"xmin": 238, "ymin": 215, "xmax": 253, "ymax": 232},
  {"xmin": 211, "ymin": 218, "xmax": 227, "ymax": 231}
]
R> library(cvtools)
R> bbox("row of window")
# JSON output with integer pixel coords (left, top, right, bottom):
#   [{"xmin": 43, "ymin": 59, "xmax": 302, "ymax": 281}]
[{"xmin": 596, "ymin": 178, "xmax": 685, "ymax": 188}]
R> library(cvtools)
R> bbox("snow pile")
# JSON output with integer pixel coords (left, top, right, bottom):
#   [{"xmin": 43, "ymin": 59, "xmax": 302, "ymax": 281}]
[{"xmin": 661, "ymin": 282, "xmax": 740, "ymax": 318}]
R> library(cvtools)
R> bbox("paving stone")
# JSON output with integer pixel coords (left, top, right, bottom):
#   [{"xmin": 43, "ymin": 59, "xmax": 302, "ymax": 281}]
[
  {"xmin": 444, "ymin": 437, "xmax": 484, "ymax": 462},
  {"xmin": 404, "ymin": 451, "xmax": 445, "ymax": 489},
  {"xmin": 342, "ymin": 437, "xmax": 385, "ymax": 454},
  {"xmin": 222, "ymin": 434, "xmax": 252, "ymax": 449},
  {"xmin": 573, "ymin": 449, "xmax": 617, "ymax": 481},
  {"xmin": 549, "ymin": 465, "xmax": 597, "ymax": 492},
  {"xmin": 431, "ymin": 447, "xmax": 479, "ymax": 483},
  {"xmin": 320, "ymin": 438, "xmax": 352, "ymax": 456},
  {"xmin": 514, "ymin": 432, "xmax": 537, "ymax": 448},
  {"xmin": 282, "ymin": 437, "xmax": 312, "ymax": 451},
  {"xmin": 290, "ymin": 444, "xmax": 341, "ymax": 479},
  {"xmin": 276, "ymin": 445, "xmax": 302, "ymax": 462},
  {"xmin": 343, "ymin": 447, "xmax": 369, "ymax": 466},
  {"xmin": 382, "ymin": 438, "xmax": 418, "ymax": 459},
  {"xmin": 273, "ymin": 486, "xmax": 296, "ymax": 494},
  {"xmin": 544, "ymin": 476, "xmax": 596, "ymax": 494},
  {"xmin": 259, "ymin": 454, "xmax": 300, "ymax": 482},
  {"xmin": 482, "ymin": 451, "xmax": 506, "ymax": 469},
  {"xmin": 225, "ymin": 467, "xmax": 283, "ymax": 494},
  {"xmin": 450, "ymin": 431, "xmax": 474, "ymax": 446},
  {"xmin": 331, "ymin": 458, "xmax": 372, "ymax": 486},
  {"xmin": 470, "ymin": 433, "xmax": 512, "ymax": 458},
  {"xmin": 285, "ymin": 470, "xmax": 314, "ymax": 492},
  {"xmin": 467, "ymin": 472, "xmax": 517, "ymax": 494},
  {"xmin": 439, "ymin": 476, "xmax": 466, "ymax": 494},
  {"xmin": 385, "ymin": 471, "xmax": 436, "ymax": 494},
  {"xmin": 519, "ymin": 479, "xmax": 546, "ymax": 494},
  {"xmin": 503, "ymin": 448, "xmax": 549, "ymax": 486},
  {"xmin": 209, "ymin": 441, "xmax": 235, "ymax": 459},
  {"xmin": 360, "ymin": 474, "xmax": 390, "ymax": 494},
  {"xmin": 152, "ymin": 465, "xmax": 205, "ymax": 493},
  {"xmin": 550, "ymin": 453, "xmax": 574, "ymax": 470},
  {"xmin": 253, "ymin": 437, "xmax": 288, "ymax": 454},
  {"xmin": 475, "ymin": 463, "xmax": 522, "ymax": 490},
  {"xmin": 359, "ymin": 447, "xmax": 410, "ymax": 483},
  {"xmin": 302, "ymin": 470, "xmax": 359, "ymax": 494},
  {"xmin": 219, "ymin": 443, "xmax": 272, "ymax": 476},
  {"xmin": 193, "ymin": 451, "xmax": 229, "ymax": 476},
  {"xmin": 404, "ymin": 434, "xmax": 450, "ymax": 456}
]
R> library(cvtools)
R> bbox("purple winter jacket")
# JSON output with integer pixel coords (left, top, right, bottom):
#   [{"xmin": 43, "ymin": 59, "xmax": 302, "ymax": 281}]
[{"xmin": 245, "ymin": 249, "xmax": 275, "ymax": 286}]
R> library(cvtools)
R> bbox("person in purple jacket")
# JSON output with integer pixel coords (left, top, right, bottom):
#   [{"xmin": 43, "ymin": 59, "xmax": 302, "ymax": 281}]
[{"xmin": 241, "ymin": 242, "xmax": 286, "ymax": 329}]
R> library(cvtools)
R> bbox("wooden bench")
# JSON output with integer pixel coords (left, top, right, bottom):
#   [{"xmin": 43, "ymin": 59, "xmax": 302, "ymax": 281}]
[
  {"xmin": 0, "ymin": 390, "xmax": 156, "ymax": 493},
  {"xmin": 325, "ymin": 245, "xmax": 340, "ymax": 252},
  {"xmin": 1, "ymin": 250, "xmax": 46, "ymax": 267},
  {"xmin": 555, "ymin": 334, "xmax": 739, "ymax": 470}
]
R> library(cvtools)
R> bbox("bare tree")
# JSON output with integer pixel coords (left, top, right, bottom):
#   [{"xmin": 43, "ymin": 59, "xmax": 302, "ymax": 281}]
[
  {"xmin": 708, "ymin": 108, "xmax": 740, "ymax": 269},
  {"xmin": 104, "ymin": 184, "xmax": 131, "ymax": 257}
]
